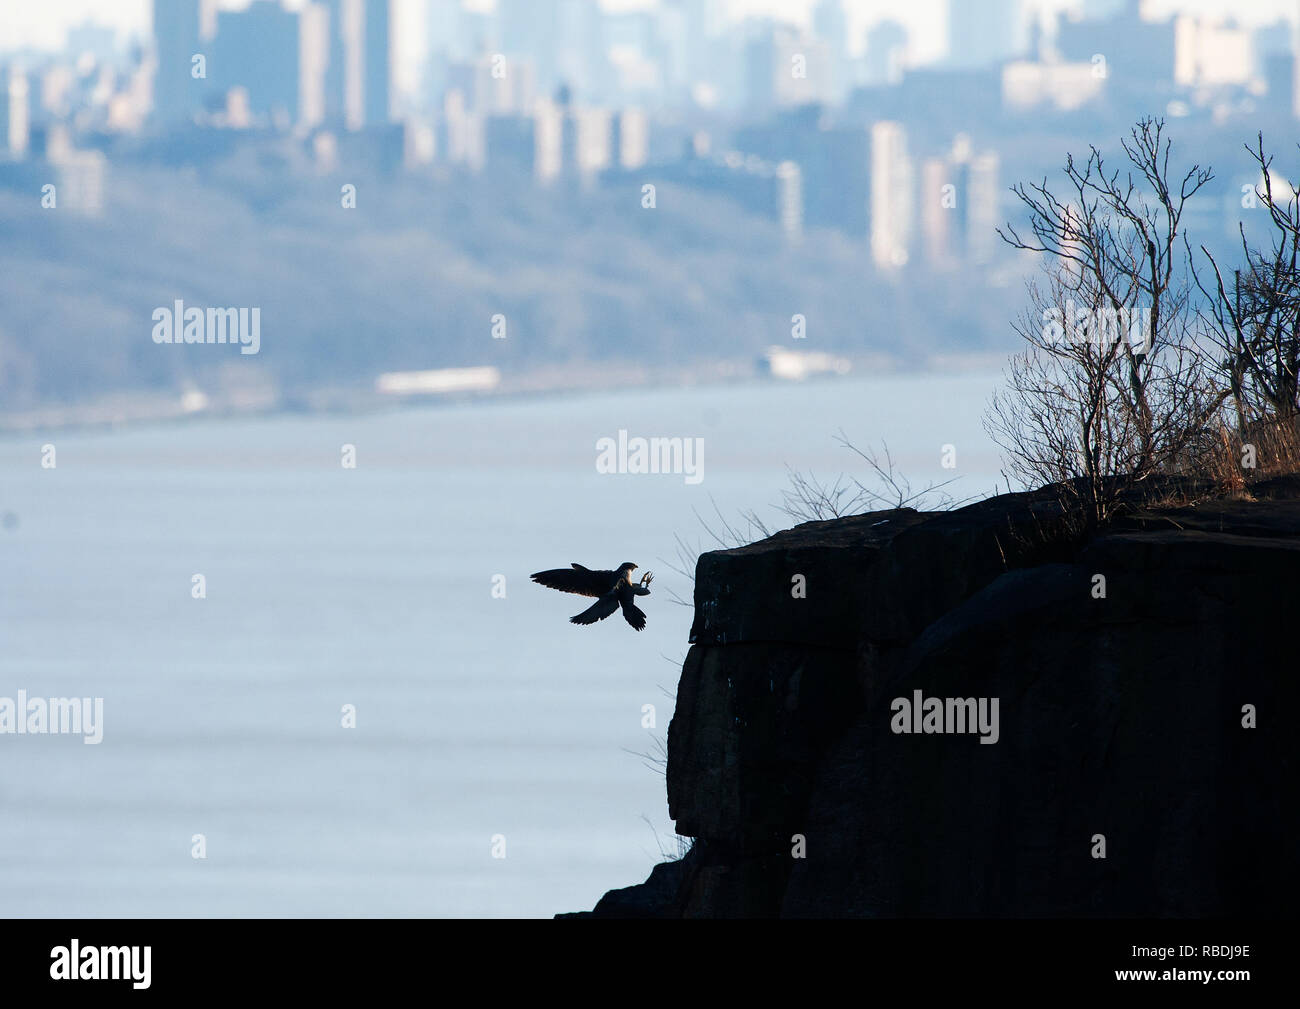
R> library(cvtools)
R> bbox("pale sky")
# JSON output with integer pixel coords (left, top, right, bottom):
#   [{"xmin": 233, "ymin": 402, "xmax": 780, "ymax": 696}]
[{"xmin": 0, "ymin": 0, "xmax": 1294, "ymax": 98}]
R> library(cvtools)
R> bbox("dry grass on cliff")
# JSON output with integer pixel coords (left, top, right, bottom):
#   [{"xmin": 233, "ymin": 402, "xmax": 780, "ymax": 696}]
[
  {"xmin": 661, "ymin": 434, "xmax": 972, "ymax": 607},
  {"xmin": 1179, "ymin": 417, "xmax": 1300, "ymax": 502}
]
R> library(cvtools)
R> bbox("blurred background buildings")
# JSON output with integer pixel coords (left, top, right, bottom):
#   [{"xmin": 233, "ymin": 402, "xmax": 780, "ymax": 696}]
[{"xmin": 0, "ymin": 0, "xmax": 1295, "ymax": 419}]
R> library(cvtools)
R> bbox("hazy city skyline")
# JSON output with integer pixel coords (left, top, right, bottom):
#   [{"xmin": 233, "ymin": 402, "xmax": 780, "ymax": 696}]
[
  {"xmin": 4, "ymin": 0, "xmax": 1298, "ymax": 417},
  {"xmin": 5, "ymin": 0, "xmax": 1297, "ymax": 106}
]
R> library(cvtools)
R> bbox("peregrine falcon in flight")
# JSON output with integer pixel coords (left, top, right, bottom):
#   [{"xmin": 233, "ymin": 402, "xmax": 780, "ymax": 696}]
[{"xmin": 531, "ymin": 562, "xmax": 654, "ymax": 631}]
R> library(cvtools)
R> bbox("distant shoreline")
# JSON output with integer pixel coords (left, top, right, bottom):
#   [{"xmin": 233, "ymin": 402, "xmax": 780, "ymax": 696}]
[{"xmin": 0, "ymin": 351, "xmax": 1009, "ymax": 440}]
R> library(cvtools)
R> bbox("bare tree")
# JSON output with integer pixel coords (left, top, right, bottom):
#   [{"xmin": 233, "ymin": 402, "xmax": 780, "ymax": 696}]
[
  {"xmin": 991, "ymin": 118, "xmax": 1223, "ymax": 525},
  {"xmin": 986, "ymin": 264, "xmax": 1220, "ymax": 523},
  {"xmin": 1194, "ymin": 134, "xmax": 1300, "ymax": 431}
]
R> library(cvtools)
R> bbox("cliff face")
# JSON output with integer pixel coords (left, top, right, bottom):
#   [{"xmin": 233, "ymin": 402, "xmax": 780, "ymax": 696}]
[{"xmin": 562, "ymin": 480, "xmax": 1300, "ymax": 917}]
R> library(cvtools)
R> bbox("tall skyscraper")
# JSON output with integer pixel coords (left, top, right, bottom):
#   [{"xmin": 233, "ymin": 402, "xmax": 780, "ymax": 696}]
[
  {"xmin": 864, "ymin": 20, "xmax": 908, "ymax": 85},
  {"xmin": 557, "ymin": 93, "xmax": 611, "ymax": 184},
  {"xmin": 555, "ymin": 0, "xmax": 606, "ymax": 99},
  {"xmin": 0, "ymin": 67, "xmax": 30, "ymax": 158},
  {"xmin": 611, "ymin": 108, "xmax": 648, "ymax": 170},
  {"xmin": 446, "ymin": 55, "xmax": 536, "ymax": 116},
  {"xmin": 947, "ymin": 0, "xmax": 1024, "ymax": 70},
  {"xmin": 775, "ymin": 160, "xmax": 803, "ymax": 244},
  {"xmin": 1173, "ymin": 16, "xmax": 1251, "ymax": 88},
  {"xmin": 920, "ymin": 135, "xmax": 1000, "ymax": 267},
  {"xmin": 211, "ymin": 1, "xmax": 301, "ymax": 123},
  {"xmin": 967, "ymin": 150, "xmax": 1000, "ymax": 264},
  {"xmin": 152, "ymin": 0, "xmax": 202, "ymax": 123},
  {"xmin": 921, "ymin": 156, "xmax": 953, "ymax": 269},
  {"xmin": 871, "ymin": 120, "xmax": 912, "ymax": 270},
  {"xmin": 322, "ymin": 0, "xmax": 390, "ymax": 129},
  {"xmin": 300, "ymin": 3, "xmax": 329, "ymax": 127},
  {"xmin": 1055, "ymin": 0, "xmax": 1177, "ymax": 99},
  {"xmin": 671, "ymin": 0, "xmax": 725, "ymax": 96},
  {"xmin": 322, "ymin": 0, "xmax": 350, "ymax": 124},
  {"xmin": 364, "ymin": 0, "xmax": 391, "ymax": 124},
  {"xmin": 744, "ymin": 21, "xmax": 832, "ymax": 114},
  {"xmin": 423, "ymin": 0, "xmax": 467, "ymax": 110},
  {"xmin": 1263, "ymin": 49, "xmax": 1295, "ymax": 116},
  {"xmin": 813, "ymin": 0, "xmax": 850, "ymax": 100},
  {"xmin": 497, "ymin": 0, "xmax": 560, "ymax": 95}
]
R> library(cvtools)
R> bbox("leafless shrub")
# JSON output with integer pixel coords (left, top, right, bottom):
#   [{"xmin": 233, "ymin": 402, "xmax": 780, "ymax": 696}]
[
  {"xmin": 625, "ymin": 732, "xmax": 670, "ymax": 776},
  {"xmin": 639, "ymin": 813, "xmax": 693, "ymax": 863},
  {"xmin": 660, "ymin": 497, "xmax": 772, "ymax": 607},
  {"xmin": 1194, "ymin": 134, "xmax": 1300, "ymax": 444},
  {"xmin": 986, "ymin": 263, "xmax": 1226, "ymax": 524},
  {"xmin": 662, "ymin": 436, "xmax": 963, "ymax": 605},
  {"xmin": 778, "ymin": 466, "xmax": 872, "ymax": 523},
  {"xmin": 625, "ymin": 745, "xmax": 694, "ymax": 860},
  {"xmin": 990, "ymin": 117, "xmax": 1226, "ymax": 526},
  {"xmin": 779, "ymin": 431, "xmax": 967, "ymax": 523}
]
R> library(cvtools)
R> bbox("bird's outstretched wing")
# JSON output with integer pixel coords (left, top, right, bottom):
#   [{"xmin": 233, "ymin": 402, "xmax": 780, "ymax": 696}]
[
  {"xmin": 532, "ymin": 563, "xmax": 611, "ymax": 597},
  {"xmin": 620, "ymin": 597, "xmax": 647, "ymax": 632},
  {"xmin": 570, "ymin": 590, "xmax": 621, "ymax": 625}
]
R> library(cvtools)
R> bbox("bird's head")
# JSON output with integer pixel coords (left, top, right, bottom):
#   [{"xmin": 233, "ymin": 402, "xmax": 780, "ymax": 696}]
[{"xmin": 618, "ymin": 562, "xmax": 638, "ymax": 576}]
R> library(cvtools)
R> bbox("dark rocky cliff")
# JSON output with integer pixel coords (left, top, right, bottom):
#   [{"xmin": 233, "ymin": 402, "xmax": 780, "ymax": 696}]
[{"xmin": 561, "ymin": 479, "xmax": 1300, "ymax": 917}]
